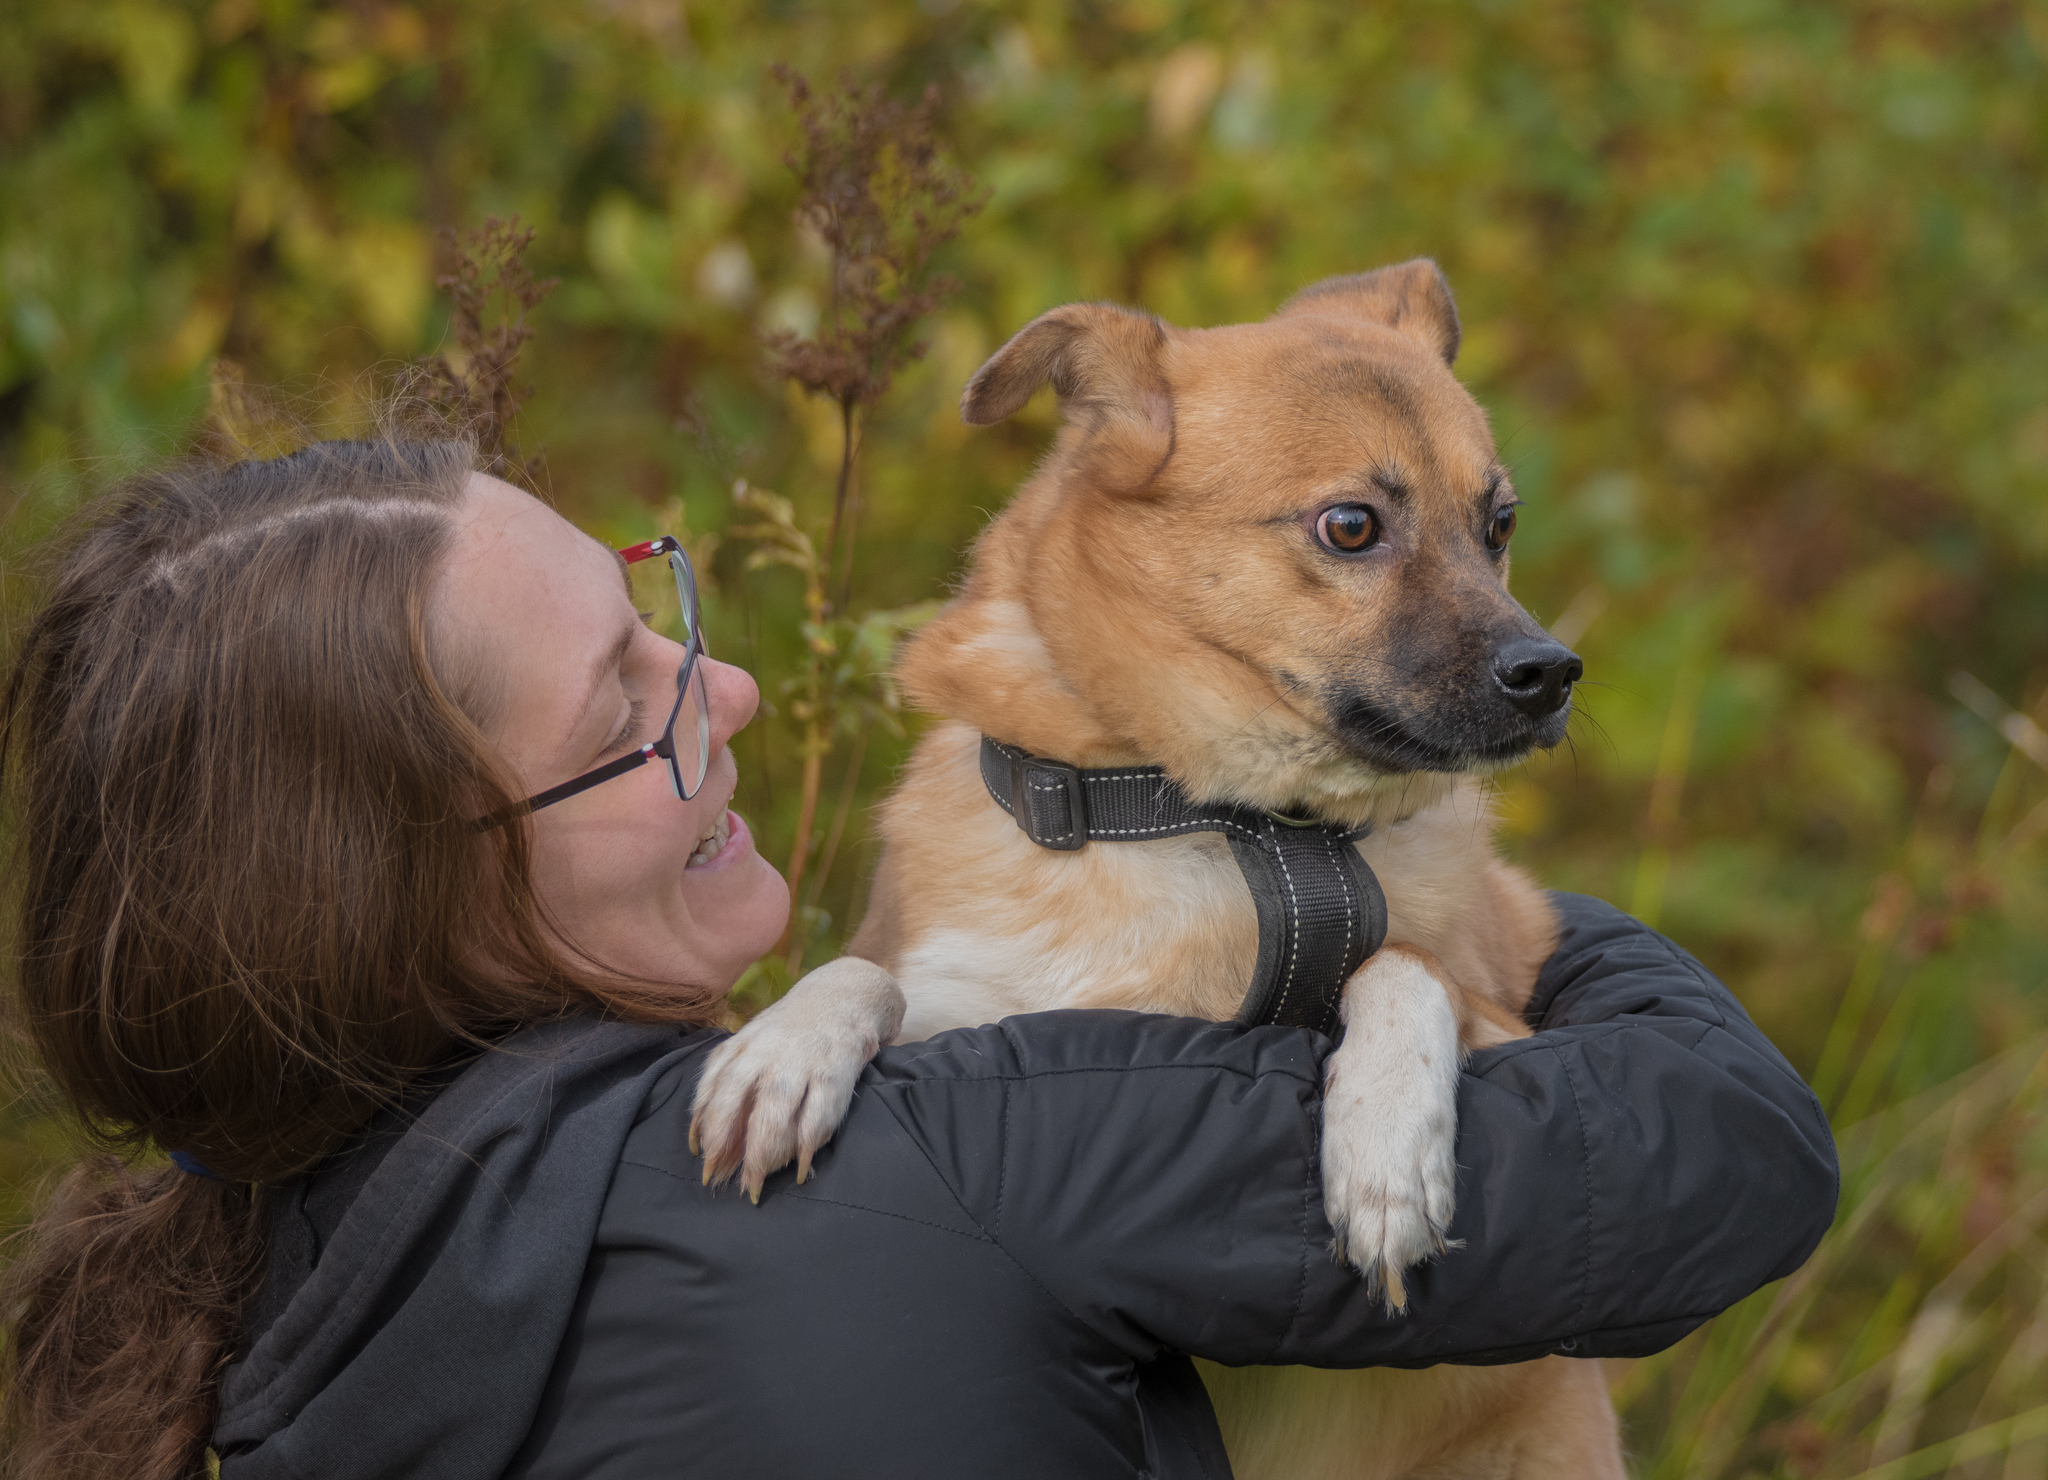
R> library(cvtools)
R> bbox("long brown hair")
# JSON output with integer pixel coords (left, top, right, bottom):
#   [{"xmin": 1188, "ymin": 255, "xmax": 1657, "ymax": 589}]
[{"xmin": 0, "ymin": 437, "xmax": 725, "ymax": 1479}]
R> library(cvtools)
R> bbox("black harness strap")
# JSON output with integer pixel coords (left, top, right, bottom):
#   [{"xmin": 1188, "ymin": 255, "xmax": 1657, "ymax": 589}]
[{"xmin": 979, "ymin": 736, "xmax": 1387, "ymax": 1037}]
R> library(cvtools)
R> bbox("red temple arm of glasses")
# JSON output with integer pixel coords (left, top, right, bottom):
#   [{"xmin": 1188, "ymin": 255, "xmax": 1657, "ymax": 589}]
[{"xmin": 617, "ymin": 537, "xmax": 681, "ymax": 565}]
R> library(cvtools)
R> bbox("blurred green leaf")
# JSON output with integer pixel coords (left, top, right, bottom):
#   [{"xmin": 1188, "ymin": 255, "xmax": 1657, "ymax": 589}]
[{"xmin": 4, "ymin": 2, "xmax": 2047, "ymax": 1469}]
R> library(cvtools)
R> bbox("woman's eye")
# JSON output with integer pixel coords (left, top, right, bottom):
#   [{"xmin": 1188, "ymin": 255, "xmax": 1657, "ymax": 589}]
[
  {"xmin": 611, "ymin": 699, "xmax": 647, "ymax": 754},
  {"xmin": 1487, "ymin": 505, "xmax": 1518, "ymax": 551},
  {"xmin": 1316, "ymin": 504, "xmax": 1380, "ymax": 553}
]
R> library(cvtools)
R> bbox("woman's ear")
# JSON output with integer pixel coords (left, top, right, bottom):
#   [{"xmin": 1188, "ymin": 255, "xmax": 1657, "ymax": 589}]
[
  {"xmin": 1274, "ymin": 258, "xmax": 1462, "ymax": 367},
  {"xmin": 960, "ymin": 302, "xmax": 1175, "ymax": 495}
]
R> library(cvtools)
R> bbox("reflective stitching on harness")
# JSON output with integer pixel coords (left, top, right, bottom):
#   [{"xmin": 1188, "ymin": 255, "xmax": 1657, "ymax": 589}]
[
  {"xmin": 1088, "ymin": 819, "xmax": 1262, "ymax": 839},
  {"xmin": 1322, "ymin": 827, "xmax": 1355, "ymax": 978},
  {"xmin": 1265, "ymin": 830, "xmax": 1303, "ymax": 1025}
]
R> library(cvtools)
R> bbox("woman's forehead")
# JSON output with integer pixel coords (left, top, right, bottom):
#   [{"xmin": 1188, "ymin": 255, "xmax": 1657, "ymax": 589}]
[
  {"xmin": 443, "ymin": 475, "xmax": 630, "ymax": 706},
  {"xmin": 455, "ymin": 475, "xmax": 614, "ymax": 589}
]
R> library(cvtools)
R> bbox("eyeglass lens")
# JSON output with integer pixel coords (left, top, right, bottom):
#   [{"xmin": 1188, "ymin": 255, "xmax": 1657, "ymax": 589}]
[{"xmin": 664, "ymin": 549, "xmax": 713, "ymax": 801}]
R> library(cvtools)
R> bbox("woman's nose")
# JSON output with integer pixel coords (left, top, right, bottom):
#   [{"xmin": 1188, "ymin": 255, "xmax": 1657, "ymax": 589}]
[{"xmin": 701, "ymin": 656, "xmax": 759, "ymax": 752}]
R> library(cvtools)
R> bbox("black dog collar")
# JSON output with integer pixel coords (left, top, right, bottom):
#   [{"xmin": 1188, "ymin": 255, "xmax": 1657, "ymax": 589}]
[{"xmin": 979, "ymin": 736, "xmax": 1386, "ymax": 1037}]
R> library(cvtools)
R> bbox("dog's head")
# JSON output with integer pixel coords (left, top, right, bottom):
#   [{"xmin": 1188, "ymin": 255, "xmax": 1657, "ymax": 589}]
[{"xmin": 903, "ymin": 260, "xmax": 1579, "ymax": 822}]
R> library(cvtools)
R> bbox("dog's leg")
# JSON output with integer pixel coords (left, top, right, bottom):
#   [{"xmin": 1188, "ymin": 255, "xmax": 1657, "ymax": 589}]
[
  {"xmin": 1321, "ymin": 945, "xmax": 1462, "ymax": 1312},
  {"xmin": 688, "ymin": 957, "xmax": 904, "ymax": 1202}
]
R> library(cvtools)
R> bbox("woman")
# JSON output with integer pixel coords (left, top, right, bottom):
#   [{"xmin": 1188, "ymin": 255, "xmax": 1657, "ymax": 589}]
[{"xmin": 1, "ymin": 436, "xmax": 1835, "ymax": 1480}]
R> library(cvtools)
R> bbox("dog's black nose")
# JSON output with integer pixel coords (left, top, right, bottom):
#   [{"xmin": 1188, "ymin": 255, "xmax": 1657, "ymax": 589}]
[{"xmin": 1491, "ymin": 636, "xmax": 1583, "ymax": 717}]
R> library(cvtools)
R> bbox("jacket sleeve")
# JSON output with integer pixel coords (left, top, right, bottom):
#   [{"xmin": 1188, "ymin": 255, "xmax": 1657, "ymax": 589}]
[{"xmin": 865, "ymin": 892, "xmax": 1838, "ymax": 1369}]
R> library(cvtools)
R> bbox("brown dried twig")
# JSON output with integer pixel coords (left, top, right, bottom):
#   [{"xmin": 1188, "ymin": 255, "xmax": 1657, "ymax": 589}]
[
  {"xmin": 756, "ymin": 68, "xmax": 981, "ymax": 960},
  {"xmin": 765, "ymin": 65, "xmax": 985, "ymax": 613},
  {"xmin": 405, "ymin": 216, "xmax": 560, "ymax": 483}
]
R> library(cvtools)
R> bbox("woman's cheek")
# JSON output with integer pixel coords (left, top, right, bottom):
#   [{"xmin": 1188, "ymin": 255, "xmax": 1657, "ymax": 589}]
[{"xmin": 527, "ymin": 816, "xmax": 642, "ymax": 932}]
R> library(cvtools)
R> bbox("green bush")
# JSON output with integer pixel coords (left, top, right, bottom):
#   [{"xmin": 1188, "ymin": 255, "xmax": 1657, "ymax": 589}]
[{"xmin": 4, "ymin": 3, "xmax": 2045, "ymax": 1473}]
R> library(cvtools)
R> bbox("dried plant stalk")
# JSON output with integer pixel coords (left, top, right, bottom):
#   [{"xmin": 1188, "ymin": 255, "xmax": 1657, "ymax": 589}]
[
  {"xmin": 403, "ymin": 216, "xmax": 560, "ymax": 484},
  {"xmin": 759, "ymin": 67, "xmax": 981, "ymax": 957}
]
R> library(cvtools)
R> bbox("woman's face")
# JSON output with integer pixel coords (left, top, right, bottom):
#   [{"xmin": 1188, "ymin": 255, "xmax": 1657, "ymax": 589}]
[{"xmin": 437, "ymin": 473, "xmax": 789, "ymax": 991}]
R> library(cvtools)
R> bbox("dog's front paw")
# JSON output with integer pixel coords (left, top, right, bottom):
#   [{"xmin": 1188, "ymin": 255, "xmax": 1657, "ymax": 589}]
[
  {"xmin": 1321, "ymin": 1079, "xmax": 1458, "ymax": 1312},
  {"xmin": 1320, "ymin": 946, "xmax": 1463, "ymax": 1313},
  {"xmin": 688, "ymin": 957, "xmax": 904, "ymax": 1202}
]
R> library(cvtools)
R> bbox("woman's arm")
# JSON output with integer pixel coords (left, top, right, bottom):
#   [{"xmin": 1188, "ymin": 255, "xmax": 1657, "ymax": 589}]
[{"xmin": 864, "ymin": 892, "xmax": 1838, "ymax": 1368}]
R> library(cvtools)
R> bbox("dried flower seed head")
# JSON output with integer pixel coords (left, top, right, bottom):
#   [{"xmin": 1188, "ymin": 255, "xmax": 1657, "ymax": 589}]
[
  {"xmin": 764, "ymin": 66, "xmax": 986, "ymax": 410},
  {"xmin": 403, "ymin": 216, "xmax": 560, "ymax": 486}
]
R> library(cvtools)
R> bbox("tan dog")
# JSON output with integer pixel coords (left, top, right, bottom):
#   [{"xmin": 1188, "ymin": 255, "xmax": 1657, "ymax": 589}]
[{"xmin": 693, "ymin": 261, "xmax": 1624, "ymax": 1479}]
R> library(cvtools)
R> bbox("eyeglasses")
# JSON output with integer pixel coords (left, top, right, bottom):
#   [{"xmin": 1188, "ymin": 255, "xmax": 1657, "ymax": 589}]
[{"xmin": 478, "ymin": 536, "xmax": 711, "ymax": 831}]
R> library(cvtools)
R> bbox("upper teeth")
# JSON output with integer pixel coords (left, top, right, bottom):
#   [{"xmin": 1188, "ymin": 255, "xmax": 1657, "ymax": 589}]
[{"xmin": 686, "ymin": 811, "xmax": 731, "ymax": 868}]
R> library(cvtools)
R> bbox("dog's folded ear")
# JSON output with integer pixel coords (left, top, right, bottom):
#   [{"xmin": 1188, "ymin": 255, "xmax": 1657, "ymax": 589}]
[
  {"xmin": 1274, "ymin": 259, "xmax": 1462, "ymax": 367},
  {"xmin": 961, "ymin": 303, "xmax": 1174, "ymax": 495}
]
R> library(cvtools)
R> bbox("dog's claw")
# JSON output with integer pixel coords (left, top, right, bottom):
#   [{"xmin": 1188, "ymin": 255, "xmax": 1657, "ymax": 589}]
[{"xmin": 687, "ymin": 958, "xmax": 904, "ymax": 1205}]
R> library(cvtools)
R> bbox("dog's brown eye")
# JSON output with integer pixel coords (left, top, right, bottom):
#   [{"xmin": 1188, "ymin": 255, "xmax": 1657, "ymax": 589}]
[
  {"xmin": 1487, "ymin": 505, "xmax": 1518, "ymax": 551},
  {"xmin": 1317, "ymin": 504, "xmax": 1379, "ymax": 553}
]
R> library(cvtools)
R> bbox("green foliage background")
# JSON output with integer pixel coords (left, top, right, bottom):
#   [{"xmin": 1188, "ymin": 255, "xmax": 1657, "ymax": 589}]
[{"xmin": 3, "ymin": 2, "xmax": 2046, "ymax": 1474}]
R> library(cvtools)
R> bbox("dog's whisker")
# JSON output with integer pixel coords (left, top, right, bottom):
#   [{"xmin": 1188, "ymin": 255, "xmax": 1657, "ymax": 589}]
[
  {"xmin": 1214, "ymin": 672, "xmax": 1321, "ymax": 763},
  {"xmin": 1565, "ymin": 706, "xmax": 1620, "ymax": 765}
]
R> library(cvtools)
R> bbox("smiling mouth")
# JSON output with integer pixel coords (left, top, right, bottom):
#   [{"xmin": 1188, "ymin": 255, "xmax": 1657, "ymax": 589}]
[{"xmin": 685, "ymin": 809, "xmax": 733, "ymax": 868}]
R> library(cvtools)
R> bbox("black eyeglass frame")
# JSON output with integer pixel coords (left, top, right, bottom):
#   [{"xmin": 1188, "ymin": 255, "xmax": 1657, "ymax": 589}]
[{"xmin": 477, "ymin": 536, "xmax": 710, "ymax": 831}]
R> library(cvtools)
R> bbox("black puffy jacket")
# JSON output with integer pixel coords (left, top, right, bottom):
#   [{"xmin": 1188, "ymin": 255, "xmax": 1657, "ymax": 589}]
[{"xmin": 216, "ymin": 895, "xmax": 1837, "ymax": 1479}]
